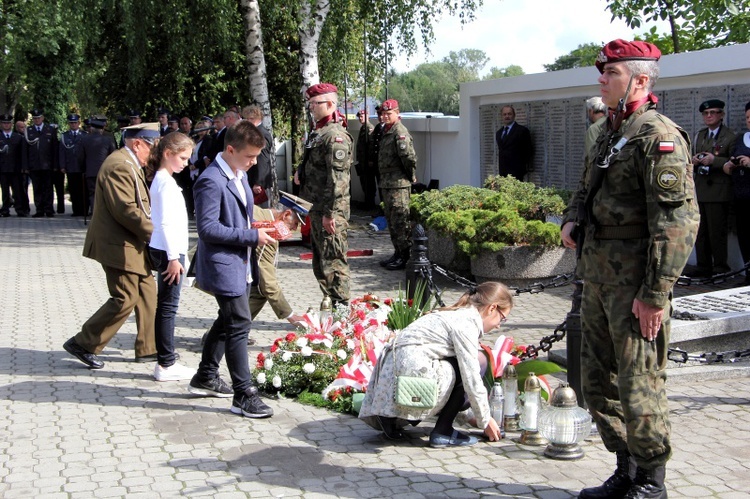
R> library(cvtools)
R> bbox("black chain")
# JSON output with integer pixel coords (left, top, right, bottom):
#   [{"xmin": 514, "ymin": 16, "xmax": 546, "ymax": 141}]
[
  {"xmin": 677, "ymin": 261, "xmax": 750, "ymax": 287},
  {"xmin": 668, "ymin": 347, "xmax": 750, "ymax": 364},
  {"xmin": 430, "ymin": 263, "xmax": 574, "ymax": 296},
  {"xmin": 518, "ymin": 320, "xmax": 567, "ymax": 361}
]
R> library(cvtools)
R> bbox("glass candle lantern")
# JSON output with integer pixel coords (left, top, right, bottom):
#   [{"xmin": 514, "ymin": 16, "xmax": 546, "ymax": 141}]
[
  {"xmin": 319, "ymin": 296, "xmax": 332, "ymax": 327},
  {"xmin": 538, "ymin": 383, "xmax": 592, "ymax": 460},
  {"xmin": 519, "ymin": 372, "xmax": 548, "ymax": 446},
  {"xmin": 502, "ymin": 363, "xmax": 519, "ymax": 431}
]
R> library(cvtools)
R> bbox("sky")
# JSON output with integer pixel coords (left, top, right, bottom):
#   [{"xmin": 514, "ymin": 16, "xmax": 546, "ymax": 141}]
[{"xmin": 392, "ymin": 0, "xmax": 669, "ymax": 76}]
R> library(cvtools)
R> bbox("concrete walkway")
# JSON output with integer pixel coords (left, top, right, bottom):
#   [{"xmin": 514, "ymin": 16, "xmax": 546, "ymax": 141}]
[{"xmin": 0, "ymin": 210, "xmax": 748, "ymax": 498}]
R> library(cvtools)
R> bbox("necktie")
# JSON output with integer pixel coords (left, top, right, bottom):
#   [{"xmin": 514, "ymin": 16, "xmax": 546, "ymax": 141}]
[{"xmin": 502, "ymin": 127, "xmax": 509, "ymax": 140}]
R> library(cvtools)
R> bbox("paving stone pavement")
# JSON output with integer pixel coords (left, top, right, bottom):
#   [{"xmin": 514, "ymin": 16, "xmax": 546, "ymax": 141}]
[{"xmin": 1, "ymin": 209, "xmax": 749, "ymax": 498}]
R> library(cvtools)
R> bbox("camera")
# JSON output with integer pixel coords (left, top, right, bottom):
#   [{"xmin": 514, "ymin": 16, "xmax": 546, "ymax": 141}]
[
  {"xmin": 696, "ymin": 153, "xmax": 707, "ymax": 160},
  {"xmin": 731, "ymin": 157, "xmax": 742, "ymax": 166},
  {"xmin": 697, "ymin": 165, "xmax": 710, "ymax": 176}
]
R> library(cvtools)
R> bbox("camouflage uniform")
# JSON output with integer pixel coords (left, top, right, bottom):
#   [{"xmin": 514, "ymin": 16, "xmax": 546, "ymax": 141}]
[
  {"xmin": 563, "ymin": 102, "xmax": 700, "ymax": 469},
  {"xmin": 305, "ymin": 120, "xmax": 353, "ymax": 304},
  {"xmin": 378, "ymin": 120, "xmax": 417, "ymax": 255}
]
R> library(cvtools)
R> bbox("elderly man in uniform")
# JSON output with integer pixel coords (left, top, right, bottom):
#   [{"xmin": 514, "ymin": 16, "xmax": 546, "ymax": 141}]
[
  {"xmin": 59, "ymin": 114, "xmax": 87, "ymax": 216},
  {"xmin": 690, "ymin": 99, "xmax": 735, "ymax": 277},
  {"xmin": 377, "ymin": 99, "xmax": 417, "ymax": 270},
  {"xmin": 24, "ymin": 108, "xmax": 59, "ymax": 217},
  {"xmin": 561, "ymin": 40, "xmax": 699, "ymax": 499},
  {"xmin": 63, "ymin": 123, "xmax": 161, "ymax": 369},
  {"xmin": 0, "ymin": 114, "xmax": 27, "ymax": 217},
  {"xmin": 303, "ymin": 83, "xmax": 353, "ymax": 306}
]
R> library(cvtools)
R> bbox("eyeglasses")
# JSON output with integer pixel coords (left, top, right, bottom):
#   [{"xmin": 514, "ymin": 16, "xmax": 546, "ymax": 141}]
[
  {"xmin": 307, "ymin": 100, "xmax": 330, "ymax": 108},
  {"xmin": 702, "ymin": 110, "xmax": 723, "ymax": 116},
  {"xmin": 496, "ymin": 306, "xmax": 507, "ymax": 323}
]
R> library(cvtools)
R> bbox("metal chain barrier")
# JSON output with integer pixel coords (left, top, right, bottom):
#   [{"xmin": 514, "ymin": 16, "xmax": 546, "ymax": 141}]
[
  {"xmin": 668, "ymin": 347, "xmax": 750, "ymax": 364},
  {"xmin": 677, "ymin": 261, "xmax": 750, "ymax": 287}
]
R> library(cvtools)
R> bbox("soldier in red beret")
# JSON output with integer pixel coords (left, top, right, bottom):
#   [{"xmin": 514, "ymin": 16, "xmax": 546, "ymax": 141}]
[
  {"xmin": 377, "ymin": 99, "xmax": 418, "ymax": 270},
  {"xmin": 301, "ymin": 83, "xmax": 353, "ymax": 306},
  {"xmin": 562, "ymin": 39, "xmax": 699, "ymax": 499}
]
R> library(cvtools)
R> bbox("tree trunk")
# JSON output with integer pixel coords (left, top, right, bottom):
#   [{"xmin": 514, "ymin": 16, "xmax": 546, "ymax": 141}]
[
  {"xmin": 240, "ymin": 0, "xmax": 278, "ymax": 204},
  {"xmin": 298, "ymin": 0, "xmax": 330, "ymax": 91}
]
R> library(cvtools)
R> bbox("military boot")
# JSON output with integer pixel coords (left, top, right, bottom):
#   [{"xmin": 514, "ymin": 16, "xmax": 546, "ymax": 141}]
[
  {"xmin": 578, "ymin": 451, "xmax": 636, "ymax": 499},
  {"xmin": 385, "ymin": 251, "xmax": 409, "ymax": 271},
  {"xmin": 622, "ymin": 466, "xmax": 667, "ymax": 499},
  {"xmin": 379, "ymin": 252, "xmax": 398, "ymax": 267}
]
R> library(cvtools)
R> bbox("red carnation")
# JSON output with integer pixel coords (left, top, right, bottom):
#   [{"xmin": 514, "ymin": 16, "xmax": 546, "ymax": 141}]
[
  {"xmin": 270, "ymin": 344, "xmax": 278, "ymax": 353},
  {"xmin": 408, "ymin": 299, "xmax": 413, "ymax": 307},
  {"xmin": 285, "ymin": 333, "xmax": 297, "ymax": 342},
  {"xmin": 384, "ymin": 298, "xmax": 392, "ymax": 305},
  {"xmin": 256, "ymin": 352, "xmax": 266, "ymax": 369},
  {"xmin": 356, "ymin": 309, "xmax": 366, "ymax": 321}
]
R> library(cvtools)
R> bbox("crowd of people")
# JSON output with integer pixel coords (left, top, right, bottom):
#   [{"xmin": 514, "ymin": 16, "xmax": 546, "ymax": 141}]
[{"xmin": 7, "ymin": 37, "xmax": 747, "ymax": 499}]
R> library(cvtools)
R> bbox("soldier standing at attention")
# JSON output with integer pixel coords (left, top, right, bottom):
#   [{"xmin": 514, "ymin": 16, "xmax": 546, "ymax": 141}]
[
  {"xmin": 561, "ymin": 40, "xmax": 699, "ymax": 499},
  {"xmin": 24, "ymin": 108, "xmax": 59, "ymax": 217},
  {"xmin": 377, "ymin": 99, "xmax": 417, "ymax": 271},
  {"xmin": 690, "ymin": 99, "xmax": 735, "ymax": 277},
  {"xmin": 303, "ymin": 83, "xmax": 353, "ymax": 306},
  {"xmin": 59, "ymin": 114, "xmax": 87, "ymax": 217}
]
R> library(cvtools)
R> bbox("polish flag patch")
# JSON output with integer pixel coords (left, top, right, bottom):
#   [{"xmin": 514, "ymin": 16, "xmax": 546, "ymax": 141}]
[
  {"xmin": 334, "ymin": 137, "xmax": 344, "ymax": 143},
  {"xmin": 658, "ymin": 141, "xmax": 675, "ymax": 153}
]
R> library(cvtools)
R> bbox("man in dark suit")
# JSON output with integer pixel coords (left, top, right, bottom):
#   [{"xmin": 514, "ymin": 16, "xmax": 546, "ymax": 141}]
[
  {"xmin": 691, "ymin": 99, "xmax": 736, "ymax": 277},
  {"xmin": 192, "ymin": 116, "xmax": 214, "ymax": 175},
  {"xmin": 24, "ymin": 108, "xmax": 59, "ymax": 217},
  {"xmin": 495, "ymin": 105, "xmax": 533, "ymax": 181},
  {"xmin": 189, "ymin": 120, "xmax": 275, "ymax": 419},
  {"xmin": 158, "ymin": 108, "xmax": 170, "ymax": 136},
  {"xmin": 205, "ymin": 109, "xmax": 239, "ymax": 164},
  {"xmin": 63, "ymin": 123, "xmax": 160, "ymax": 369},
  {"xmin": 59, "ymin": 114, "xmax": 87, "ymax": 216},
  {"xmin": 78, "ymin": 118, "xmax": 116, "ymax": 215},
  {"xmin": 242, "ymin": 105, "xmax": 274, "ymax": 205},
  {"xmin": 0, "ymin": 114, "xmax": 28, "ymax": 217}
]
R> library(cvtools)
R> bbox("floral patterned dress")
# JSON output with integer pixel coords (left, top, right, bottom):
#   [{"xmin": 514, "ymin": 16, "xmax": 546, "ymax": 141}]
[{"xmin": 359, "ymin": 307, "xmax": 492, "ymax": 431}]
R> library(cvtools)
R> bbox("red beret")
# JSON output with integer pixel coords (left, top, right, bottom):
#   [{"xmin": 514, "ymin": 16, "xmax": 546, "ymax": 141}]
[
  {"xmin": 305, "ymin": 83, "xmax": 338, "ymax": 98},
  {"xmin": 381, "ymin": 99, "xmax": 399, "ymax": 111},
  {"xmin": 595, "ymin": 39, "xmax": 661, "ymax": 73}
]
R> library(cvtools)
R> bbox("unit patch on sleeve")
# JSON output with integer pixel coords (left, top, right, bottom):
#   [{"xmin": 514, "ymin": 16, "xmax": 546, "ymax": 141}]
[{"xmin": 657, "ymin": 167, "xmax": 680, "ymax": 189}]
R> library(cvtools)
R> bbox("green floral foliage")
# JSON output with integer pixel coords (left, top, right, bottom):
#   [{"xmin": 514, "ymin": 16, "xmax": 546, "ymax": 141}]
[{"xmin": 411, "ymin": 178, "xmax": 568, "ymax": 256}]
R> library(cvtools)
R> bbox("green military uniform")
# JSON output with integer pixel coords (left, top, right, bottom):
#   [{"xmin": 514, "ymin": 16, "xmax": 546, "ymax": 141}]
[
  {"xmin": 248, "ymin": 208, "xmax": 293, "ymax": 319},
  {"xmin": 693, "ymin": 124, "xmax": 735, "ymax": 274},
  {"xmin": 563, "ymin": 102, "xmax": 700, "ymax": 469},
  {"xmin": 305, "ymin": 120, "xmax": 353, "ymax": 304},
  {"xmin": 378, "ymin": 120, "xmax": 417, "ymax": 257},
  {"xmin": 356, "ymin": 120, "xmax": 377, "ymax": 208}
]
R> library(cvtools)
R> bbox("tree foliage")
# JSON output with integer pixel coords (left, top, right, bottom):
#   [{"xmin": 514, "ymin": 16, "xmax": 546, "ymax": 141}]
[
  {"xmin": 543, "ymin": 43, "xmax": 602, "ymax": 72},
  {"xmin": 606, "ymin": 0, "xmax": 750, "ymax": 53},
  {"xmin": 484, "ymin": 65, "xmax": 525, "ymax": 80}
]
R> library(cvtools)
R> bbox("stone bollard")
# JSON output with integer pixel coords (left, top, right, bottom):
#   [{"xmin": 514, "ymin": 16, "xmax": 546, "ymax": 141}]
[{"xmin": 406, "ymin": 223, "xmax": 432, "ymax": 308}]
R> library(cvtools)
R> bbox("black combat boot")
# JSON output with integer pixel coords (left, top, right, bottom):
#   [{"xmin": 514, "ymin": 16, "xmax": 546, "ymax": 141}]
[
  {"xmin": 385, "ymin": 251, "xmax": 409, "ymax": 271},
  {"xmin": 623, "ymin": 466, "xmax": 667, "ymax": 499},
  {"xmin": 579, "ymin": 451, "xmax": 636, "ymax": 499},
  {"xmin": 379, "ymin": 252, "xmax": 398, "ymax": 267}
]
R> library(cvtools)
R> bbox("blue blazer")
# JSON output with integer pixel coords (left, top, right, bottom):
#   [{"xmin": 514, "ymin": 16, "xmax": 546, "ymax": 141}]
[{"xmin": 194, "ymin": 161, "xmax": 258, "ymax": 297}]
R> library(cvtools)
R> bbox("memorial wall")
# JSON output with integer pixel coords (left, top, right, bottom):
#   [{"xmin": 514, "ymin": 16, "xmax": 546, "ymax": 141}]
[{"xmin": 479, "ymin": 83, "xmax": 750, "ymax": 191}]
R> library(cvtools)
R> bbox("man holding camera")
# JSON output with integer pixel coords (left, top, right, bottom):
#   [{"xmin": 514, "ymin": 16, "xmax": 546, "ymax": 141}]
[{"xmin": 691, "ymin": 99, "xmax": 735, "ymax": 278}]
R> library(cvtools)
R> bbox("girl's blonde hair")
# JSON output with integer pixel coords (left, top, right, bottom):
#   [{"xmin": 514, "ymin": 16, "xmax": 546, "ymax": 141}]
[
  {"xmin": 145, "ymin": 132, "xmax": 195, "ymax": 181},
  {"xmin": 440, "ymin": 281, "xmax": 514, "ymax": 313}
]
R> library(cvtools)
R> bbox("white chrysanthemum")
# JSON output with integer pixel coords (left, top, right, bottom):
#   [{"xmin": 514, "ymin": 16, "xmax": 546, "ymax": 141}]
[
  {"xmin": 272, "ymin": 375, "xmax": 282, "ymax": 388},
  {"xmin": 346, "ymin": 339, "xmax": 355, "ymax": 350},
  {"xmin": 303, "ymin": 363, "xmax": 315, "ymax": 374},
  {"xmin": 264, "ymin": 358, "xmax": 274, "ymax": 370},
  {"xmin": 296, "ymin": 337, "xmax": 309, "ymax": 348},
  {"xmin": 256, "ymin": 372, "xmax": 267, "ymax": 384},
  {"xmin": 282, "ymin": 351, "xmax": 293, "ymax": 362},
  {"xmin": 337, "ymin": 349, "xmax": 347, "ymax": 360},
  {"xmin": 300, "ymin": 346, "xmax": 313, "ymax": 357}
]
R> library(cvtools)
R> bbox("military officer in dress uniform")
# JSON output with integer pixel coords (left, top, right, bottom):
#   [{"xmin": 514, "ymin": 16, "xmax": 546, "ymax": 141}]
[
  {"xmin": 78, "ymin": 118, "xmax": 116, "ymax": 215},
  {"xmin": 561, "ymin": 40, "xmax": 699, "ymax": 499},
  {"xmin": 303, "ymin": 83, "xmax": 353, "ymax": 306},
  {"xmin": 59, "ymin": 114, "xmax": 87, "ymax": 216},
  {"xmin": 691, "ymin": 99, "xmax": 735, "ymax": 277},
  {"xmin": 377, "ymin": 99, "xmax": 417, "ymax": 270},
  {"xmin": 0, "ymin": 114, "xmax": 28, "ymax": 217},
  {"xmin": 24, "ymin": 108, "xmax": 59, "ymax": 217}
]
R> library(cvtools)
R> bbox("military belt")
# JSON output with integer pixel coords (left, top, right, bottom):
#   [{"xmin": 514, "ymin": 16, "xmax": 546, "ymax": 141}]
[{"xmin": 594, "ymin": 224, "xmax": 649, "ymax": 240}]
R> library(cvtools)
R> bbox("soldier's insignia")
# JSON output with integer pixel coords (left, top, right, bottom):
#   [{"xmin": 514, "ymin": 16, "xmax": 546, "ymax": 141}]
[
  {"xmin": 596, "ymin": 51, "xmax": 607, "ymax": 65},
  {"xmin": 398, "ymin": 135, "xmax": 406, "ymax": 140},
  {"xmin": 399, "ymin": 143, "xmax": 406, "ymax": 150},
  {"xmin": 658, "ymin": 141, "xmax": 675, "ymax": 153},
  {"xmin": 334, "ymin": 149, "xmax": 346, "ymax": 160},
  {"xmin": 334, "ymin": 137, "xmax": 344, "ymax": 143},
  {"xmin": 657, "ymin": 168, "xmax": 680, "ymax": 189}
]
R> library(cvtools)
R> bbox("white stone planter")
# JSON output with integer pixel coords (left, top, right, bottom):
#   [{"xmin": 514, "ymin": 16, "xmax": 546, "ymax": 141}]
[
  {"xmin": 470, "ymin": 246, "xmax": 576, "ymax": 284},
  {"xmin": 426, "ymin": 229, "xmax": 471, "ymax": 272}
]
